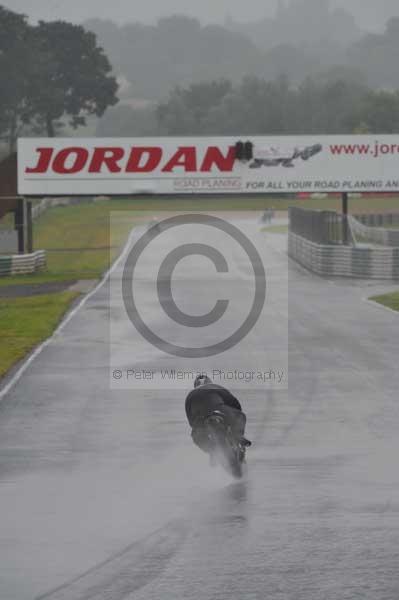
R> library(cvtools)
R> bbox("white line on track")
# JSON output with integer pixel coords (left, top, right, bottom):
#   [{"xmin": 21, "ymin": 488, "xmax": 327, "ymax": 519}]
[{"xmin": 0, "ymin": 225, "xmax": 142, "ymax": 403}]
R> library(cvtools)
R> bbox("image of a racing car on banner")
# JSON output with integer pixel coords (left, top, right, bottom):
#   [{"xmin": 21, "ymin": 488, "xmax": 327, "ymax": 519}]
[{"xmin": 249, "ymin": 143, "xmax": 322, "ymax": 168}]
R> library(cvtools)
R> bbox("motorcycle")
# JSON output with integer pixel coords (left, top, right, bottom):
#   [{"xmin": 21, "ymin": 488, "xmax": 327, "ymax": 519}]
[{"xmin": 204, "ymin": 410, "xmax": 247, "ymax": 479}]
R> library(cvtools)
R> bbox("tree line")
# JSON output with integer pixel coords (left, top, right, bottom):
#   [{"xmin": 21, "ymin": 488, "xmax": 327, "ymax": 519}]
[
  {"xmin": 0, "ymin": 5, "xmax": 118, "ymax": 153},
  {"xmin": 86, "ymin": 10, "xmax": 399, "ymax": 103},
  {"xmin": 98, "ymin": 73, "xmax": 399, "ymax": 137},
  {"xmin": 3, "ymin": 2, "xmax": 399, "ymax": 149},
  {"xmin": 85, "ymin": 11, "xmax": 355, "ymax": 102}
]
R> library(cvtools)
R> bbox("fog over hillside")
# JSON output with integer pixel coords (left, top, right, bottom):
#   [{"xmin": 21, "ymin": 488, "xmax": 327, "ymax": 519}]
[
  {"xmin": 3, "ymin": 0, "xmax": 399, "ymax": 140},
  {"xmin": 2, "ymin": 0, "xmax": 399, "ymax": 31}
]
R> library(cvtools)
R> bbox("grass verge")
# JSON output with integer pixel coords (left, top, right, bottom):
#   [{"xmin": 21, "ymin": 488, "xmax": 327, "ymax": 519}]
[
  {"xmin": 0, "ymin": 200, "xmax": 139, "ymax": 379},
  {"xmin": 0, "ymin": 201, "xmax": 140, "ymax": 287},
  {"xmin": 0, "ymin": 291, "xmax": 79, "ymax": 378},
  {"xmin": 369, "ymin": 291, "xmax": 399, "ymax": 312},
  {"xmin": 261, "ymin": 225, "xmax": 289, "ymax": 233},
  {"xmin": 106, "ymin": 195, "xmax": 399, "ymax": 213},
  {"xmin": 33, "ymin": 201, "xmax": 137, "ymax": 279}
]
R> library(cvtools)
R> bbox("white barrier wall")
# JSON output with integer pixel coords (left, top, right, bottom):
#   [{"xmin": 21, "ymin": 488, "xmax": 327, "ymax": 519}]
[
  {"xmin": 0, "ymin": 250, "xmax": 46, "ymax": 276},
  {"xmin": 288, "ymin": 233, "xmax": 399, "ymax": 280}
]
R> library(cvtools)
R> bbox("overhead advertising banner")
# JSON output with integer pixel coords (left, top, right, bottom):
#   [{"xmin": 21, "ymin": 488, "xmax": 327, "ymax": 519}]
[{"xmin": 17, "ymin": 135, "xmax": 399, "ymax": 195}]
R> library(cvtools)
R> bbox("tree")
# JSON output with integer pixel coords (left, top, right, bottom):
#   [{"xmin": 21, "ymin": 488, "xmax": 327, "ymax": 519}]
[
  {"xmin": 348, "ymin": 17, "xmax": 399, "ymax": 89},
  {"xmin": 157, "ymin": 80, "xmax": 232, "ymax": 134},
  {"xmin": 0, "ymin": 7, "xmax": 119, "ymax": 151},
  {"xmin": 203, "ymin": 76, "xmax": 297, "ymax": 135},
  {"xmin": 0, "ymin": 6, "xmax": 34, "ymax": 152},
  {"xmin": 153, "ymin": 72, "xmax": 399, "ymax": 137},
  {"xmin": 30, "ymin": 21, "xmax": 118, "ymax": 136},
  {"xmin": 356, "ymin": 91, "xmax": 399, "ymax": 133}
]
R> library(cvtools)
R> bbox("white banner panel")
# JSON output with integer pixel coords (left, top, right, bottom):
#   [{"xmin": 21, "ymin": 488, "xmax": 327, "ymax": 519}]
[{"xmin": 17, "ymin": 136, "xmax": 399, "ymax": 195}]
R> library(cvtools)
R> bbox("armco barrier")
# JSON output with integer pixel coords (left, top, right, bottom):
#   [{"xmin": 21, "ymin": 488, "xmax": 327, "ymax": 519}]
[
  {"xmin": 289, "ymin": 206, "xmax": 347, "ymax": 245},
  {"xmin": 0, "ymin": 250, "xmax": 46, "ymax": 276},
  {"xmin": 351, "ymin": 214, "xmax": 399, "ymax": 247},
  {"xmin": 288, "ymin": 232, "xmax": 399, "ymax": 280},
  {"xmin": 353, "ymin": 213, "xmax": 399, "ymax": 228}
]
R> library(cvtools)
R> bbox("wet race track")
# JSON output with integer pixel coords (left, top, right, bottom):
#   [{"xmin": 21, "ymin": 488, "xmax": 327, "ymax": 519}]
[{"xmin": 1, "ymin": 215, "xmax": 399, "ymax": 600}]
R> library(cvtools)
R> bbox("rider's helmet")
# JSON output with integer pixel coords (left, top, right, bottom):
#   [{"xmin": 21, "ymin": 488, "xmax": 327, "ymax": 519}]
[{"xmin": 194, "ymin": 374, "xmax": 212, "ymax": 388}]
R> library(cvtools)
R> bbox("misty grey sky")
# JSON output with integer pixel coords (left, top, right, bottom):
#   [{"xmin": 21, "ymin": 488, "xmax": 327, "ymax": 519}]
[{"xmin": 3, "ymin": 0, "xmax": 399, "ymax": 30}]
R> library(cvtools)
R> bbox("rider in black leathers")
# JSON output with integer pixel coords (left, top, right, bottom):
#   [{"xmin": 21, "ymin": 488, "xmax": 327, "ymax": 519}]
[{"xmin": 185, "ymin": 375, "xmax": 251, "ymax": 455}]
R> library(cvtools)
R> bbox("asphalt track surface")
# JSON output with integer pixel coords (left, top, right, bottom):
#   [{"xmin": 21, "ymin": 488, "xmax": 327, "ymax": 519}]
[{"xmin": 1, "ymin": 216, "xmax": 399, "ymax": 600}]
